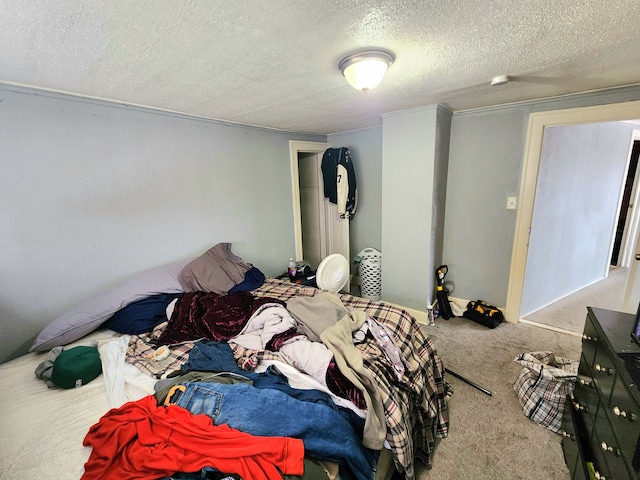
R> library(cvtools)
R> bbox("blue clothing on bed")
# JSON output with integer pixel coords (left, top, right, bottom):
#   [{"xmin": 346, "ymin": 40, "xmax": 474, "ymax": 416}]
[
  {"xmin": 183, "ymin": 341, "xmax": 356, "ymax": 414},
  {"xmin": 169, "ymin": 380, "xmax": 377, "ymax": 480},
  {"xmin": 228, "ymin": 266, "xmax": 265, "ymax": 293},
  {"xmin": 103, "ymin": 293, "xmax": 182, "ymax": 334}
]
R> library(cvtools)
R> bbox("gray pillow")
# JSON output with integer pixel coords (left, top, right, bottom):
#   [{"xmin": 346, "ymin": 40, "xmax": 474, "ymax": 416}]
[{"xmin": 30, "ymin": 258, "xmax": 192, "ymax": 352}]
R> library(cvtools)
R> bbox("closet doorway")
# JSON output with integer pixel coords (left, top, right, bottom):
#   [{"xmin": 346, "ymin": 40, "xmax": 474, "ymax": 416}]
[{"xmin": 289, "ymin": 141, "xmax": 350, "ymax": 288}]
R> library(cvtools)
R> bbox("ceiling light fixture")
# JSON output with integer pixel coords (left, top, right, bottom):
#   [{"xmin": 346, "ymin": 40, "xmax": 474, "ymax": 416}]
[{"xmin": 339, "ymin": 49, "xmax": 394, "ymax": 93}]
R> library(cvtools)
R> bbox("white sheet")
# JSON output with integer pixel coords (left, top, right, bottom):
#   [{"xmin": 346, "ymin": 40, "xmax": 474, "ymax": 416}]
[
  {"xmin": 0, "ymin": 329, "xmax": 123, "ymax": 479},
  {"xmin": 0, "ymin": 328, "xmax": 394, "ymax": 480}
]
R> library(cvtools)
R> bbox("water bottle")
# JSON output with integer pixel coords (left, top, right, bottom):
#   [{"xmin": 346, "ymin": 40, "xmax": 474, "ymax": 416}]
[{"xmin": 287, "ymin": 258, "xmax": 296, "ymax": 279}]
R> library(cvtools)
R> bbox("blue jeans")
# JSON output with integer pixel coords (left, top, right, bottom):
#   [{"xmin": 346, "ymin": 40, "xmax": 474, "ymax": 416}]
[
  {"xmin": 183, "ymin": 341, "xmax": 343, "ymax": 411},
  {"xmin": 170, "ymin": 381, "xmax": 377, "ymax": 480}
]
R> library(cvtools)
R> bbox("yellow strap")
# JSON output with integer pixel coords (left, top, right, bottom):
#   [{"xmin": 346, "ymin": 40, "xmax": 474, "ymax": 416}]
[{"xmin": 164, "ymin": 384, "xmax": 186, "ymax": 406}]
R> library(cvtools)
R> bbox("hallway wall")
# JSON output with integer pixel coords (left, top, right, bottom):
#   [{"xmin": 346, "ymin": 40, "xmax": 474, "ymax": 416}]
[{"xmin": 520, "ymin": 121, "xmax": 636, "ymax": 316}]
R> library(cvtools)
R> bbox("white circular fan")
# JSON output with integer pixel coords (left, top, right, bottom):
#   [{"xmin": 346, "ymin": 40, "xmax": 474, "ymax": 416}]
[{"xmin": 316, "ymin": 254, "xmax": 349, "ymax": 293}]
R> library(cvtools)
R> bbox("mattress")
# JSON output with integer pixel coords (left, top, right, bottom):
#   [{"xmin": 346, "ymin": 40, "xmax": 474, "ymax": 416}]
[
  {"xmin": 0, "ymin": 272, "xmax": 449, "ymax": 479},
  {"xmin": 0, "ymin": 327, "xmax": 396, "ymax": 480},
  {"xmin": 0, "ymin": 329, "xmax": 116, "ymax": 479}
]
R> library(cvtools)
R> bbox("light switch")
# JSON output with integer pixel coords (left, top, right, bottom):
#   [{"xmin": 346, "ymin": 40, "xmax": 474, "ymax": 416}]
[{"xmin": 506, "ymin": 196, "xmax": 518, "ymax": 210}]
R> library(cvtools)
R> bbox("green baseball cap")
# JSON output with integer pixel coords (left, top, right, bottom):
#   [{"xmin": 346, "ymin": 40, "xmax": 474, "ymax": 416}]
[{"xmin": 51, "ymin": 346, "xmax": 102, "ymax": 389}]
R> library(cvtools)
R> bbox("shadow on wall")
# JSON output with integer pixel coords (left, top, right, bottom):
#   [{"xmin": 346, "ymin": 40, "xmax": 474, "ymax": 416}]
[{"xmin": 0, "ymin": 304, "xmax": 41, "ymax": 364}]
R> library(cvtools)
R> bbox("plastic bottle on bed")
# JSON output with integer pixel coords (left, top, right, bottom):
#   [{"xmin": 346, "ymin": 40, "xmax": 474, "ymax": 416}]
[{"xmin": 287, "ymin": 258, "xmax": 296, "ymax": 279}]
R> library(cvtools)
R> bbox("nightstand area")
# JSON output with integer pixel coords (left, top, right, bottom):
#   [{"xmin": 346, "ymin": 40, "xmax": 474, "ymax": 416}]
[{"xmin": 561, "ymin": 307, "xmax": 640, "ymax": 479}]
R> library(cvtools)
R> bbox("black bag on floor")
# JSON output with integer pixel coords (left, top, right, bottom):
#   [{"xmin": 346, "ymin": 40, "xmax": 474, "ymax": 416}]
[{"xmin": 463, "ymin": 300, "xmax": 504, "ymax": 328}]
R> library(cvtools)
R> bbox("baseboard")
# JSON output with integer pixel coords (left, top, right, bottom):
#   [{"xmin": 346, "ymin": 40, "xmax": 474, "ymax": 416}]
[
  {"xmin": 388, "ymin": 303, "xmax": 430, "ymax": 325},
  {"xmin": 346, "ymin": 289, "xmax": 510, "ymax": 326},
  {"xmin": 448, "ymin": 296, "xmax": 469, "ymax": 316},
  {"xmin": 358, "ymin": 295, "xmax": 458, "ymax": 326},
  {"xmin": 519, "ymin": 318, "xmax": 583, "ymax": 337},
  {"xmin": 349, "ymin": 274, "xmax": 430, "ymax": 324}
]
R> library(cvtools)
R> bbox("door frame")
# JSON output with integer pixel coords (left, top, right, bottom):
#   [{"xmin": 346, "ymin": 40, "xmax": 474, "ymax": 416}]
[
  {"xmin": 289, "ymin": 140, "xmax": 330, "ymax": 261},
  {"xmin": 618, "ymin": 137, "xmax": 640, "ymax": 268},
  {"xmin": 505, "ymin": 100, "xmax": 640, "ymax": 322}
]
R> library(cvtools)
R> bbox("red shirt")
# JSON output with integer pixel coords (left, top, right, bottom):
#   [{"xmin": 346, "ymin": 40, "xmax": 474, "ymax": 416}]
[{"xmin": 82, "ymin": 395, "xmax": 304, "ymax": 480}]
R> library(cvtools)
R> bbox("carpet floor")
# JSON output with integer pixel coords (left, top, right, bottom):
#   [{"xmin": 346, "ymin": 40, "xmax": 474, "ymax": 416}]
[
  {"xmin": 409, "ymin": 270, "xmax": 627, "ymax": 478},
  {"xmin": 522, "ymin": 266, "xmax": 627, "ymax": 334}
]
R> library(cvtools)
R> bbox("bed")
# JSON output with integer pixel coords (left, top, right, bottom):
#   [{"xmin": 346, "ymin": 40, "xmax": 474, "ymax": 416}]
[{"xmin": 0, "ymin": 244, "xmax": 450, "ymax": 480}]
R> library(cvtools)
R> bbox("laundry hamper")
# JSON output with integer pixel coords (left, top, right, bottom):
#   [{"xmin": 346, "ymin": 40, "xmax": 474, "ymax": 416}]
[{"xmin": 354, "ymin": 248, "xmax": 382, "ymax": 301}]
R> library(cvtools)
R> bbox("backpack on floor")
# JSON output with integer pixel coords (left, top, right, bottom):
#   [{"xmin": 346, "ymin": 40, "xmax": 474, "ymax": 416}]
[{"xmin": 462, "ymin": 300, "xmax": 504, "ymax": 328}]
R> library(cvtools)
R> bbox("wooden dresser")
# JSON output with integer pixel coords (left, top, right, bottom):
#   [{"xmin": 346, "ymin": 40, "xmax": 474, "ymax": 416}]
[{"xmin": 561, "ymin": 307, "xmax": 640, "ymax": 479}]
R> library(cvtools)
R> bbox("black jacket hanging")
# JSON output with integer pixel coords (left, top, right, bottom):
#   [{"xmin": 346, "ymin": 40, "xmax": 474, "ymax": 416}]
[{"xmin": 321, "ymin": 147, "xmax": 357, "ymax": 218}]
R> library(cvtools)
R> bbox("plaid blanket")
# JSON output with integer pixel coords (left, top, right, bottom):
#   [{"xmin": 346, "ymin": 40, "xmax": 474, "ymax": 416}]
[{"xmin": 126, "ymin": 278, "xmax": 449, "ymax": 478}]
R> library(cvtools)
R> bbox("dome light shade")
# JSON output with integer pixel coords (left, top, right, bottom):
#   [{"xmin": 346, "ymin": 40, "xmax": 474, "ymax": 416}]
[{"xmin": 339, "ymin": 50, "xmax": 394, "ymax": 93}]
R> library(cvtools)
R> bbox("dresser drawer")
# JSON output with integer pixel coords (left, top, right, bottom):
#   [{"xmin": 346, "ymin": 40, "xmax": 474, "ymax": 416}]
[
  {"xmin": 582, "ymin": 315, "xmax": 601, "ymax": 367},
  {"xmin": 573, "ymin": 362, "xmax": 600, "ymax": 437},
  {"xmin": 561, "ymin": 397, "xmax": 581, "ymax": 476},
  {"xmin": 608, "ymin": 373, "xmax": 640, "ymax": 466},
  {"xmin": 592, "ymin": 410, "xmax": 633, "ymax": 480},
  {"xmin": 592, "ymin": 346, "xmax": 618, "ymax": 405}
]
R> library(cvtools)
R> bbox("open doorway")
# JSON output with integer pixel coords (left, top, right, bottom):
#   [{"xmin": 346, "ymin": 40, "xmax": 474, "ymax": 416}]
[
  {"xmin": 518, "ymin": 121, "xmax": 638, "ymax": 323},
  {"xmin": 505, "ymin": 100, "xmax": 640, "ymax": 326},
  {"xmin": 612, "ymin": 140, "xmax": 640, "ymax": 266},
  {"xmin": 289, "ymin": 140, "xmax": 350, "ymax": 291}
]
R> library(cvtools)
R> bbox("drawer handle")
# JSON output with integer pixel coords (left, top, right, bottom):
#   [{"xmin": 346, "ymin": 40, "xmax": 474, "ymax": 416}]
[
  {"xmin": 582, "ymin": 334, "xmax": 598, "ymax": 342},
  {"xmin": 560, "ymin": 430, "xmax": 575, "ymax": 440},
  {"xmin": 572, "ymin": 401, "xmax": 587, "ymax": 412},
  {"xmin": 594, "ymin": 364, "xmax": 614, "ymax": 375},
  {"xmin": 613, "ymin": 405, "xmax": 637, "ymax": 421},
  {"xmin": 600, "ymin": 441, "xmax": 621, "ymax": 456},
  {"xmin": 578, "ymin": 377, "xmax": 594, "ymax": 388}
]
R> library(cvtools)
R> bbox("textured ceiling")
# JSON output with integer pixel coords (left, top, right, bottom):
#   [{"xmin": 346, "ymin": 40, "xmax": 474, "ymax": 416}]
[{"xmin": 1, "ymin": 0, "xmax": 640, "ymax": 134}]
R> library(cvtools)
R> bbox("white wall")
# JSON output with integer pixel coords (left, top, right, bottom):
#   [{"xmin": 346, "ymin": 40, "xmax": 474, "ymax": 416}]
[
  {"xmin": 0, "ymin": 86, "xmax": 323, "ymax": 363},
  {"xmin": 520, "ymin": 121, "xmax": 636, "ymax": 316}
]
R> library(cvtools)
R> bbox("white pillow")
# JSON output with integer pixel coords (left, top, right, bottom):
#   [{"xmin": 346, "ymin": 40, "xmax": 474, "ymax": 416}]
[{"xmin": 30, "ymin": 259, "xmax": 191, "ymax": 352}]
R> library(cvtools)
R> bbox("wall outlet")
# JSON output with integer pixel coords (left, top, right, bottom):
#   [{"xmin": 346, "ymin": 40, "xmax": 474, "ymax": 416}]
[{"xmin": 506, "ymin": 196, "xmax": 518, "ymax": 210}]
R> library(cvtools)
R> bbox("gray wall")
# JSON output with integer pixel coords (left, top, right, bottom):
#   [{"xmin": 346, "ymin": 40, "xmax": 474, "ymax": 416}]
[
  {"xmin": 325, "ymin": 87, "xmax": 640, "ymax": 314},
  {"xmin": 0, "ymin": 86, "xmax": 323, "ymax": 363},
  {"xmin": 444, "ymin": 86, "xmax": 640, "ymax": 308},
  {"xmin": 4, "ymin": 84, "xmax": 640, "ymax": 363},
  {"xmin": 444, "ymin": 106, "xmax": 527, "ymax": 305},
  {"xmin": 381, "ymin": 106, "xmax": 451, "ymax": 310},
  {"xmin": 520, "ymin": 122, "xmax": 636, "ymax": 316}
]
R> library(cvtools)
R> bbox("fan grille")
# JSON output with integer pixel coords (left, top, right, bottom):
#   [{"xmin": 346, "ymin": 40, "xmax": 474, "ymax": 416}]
[{"xmin": 316, "ymin": 254, "xmax": 349, "ymax": 293}]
